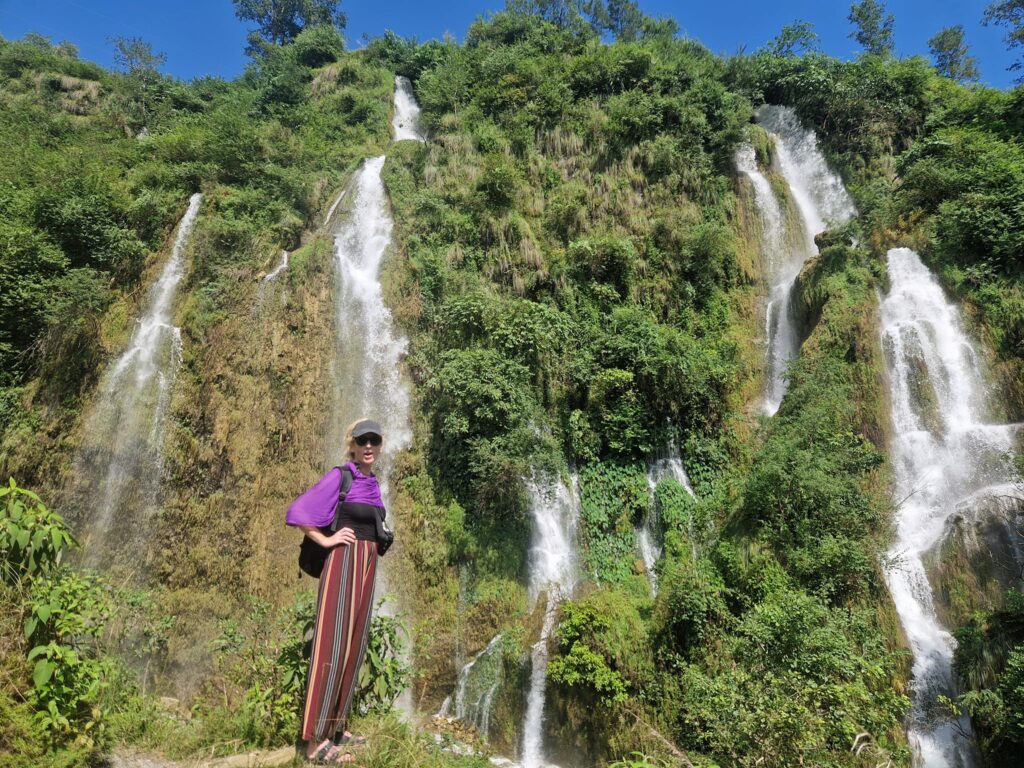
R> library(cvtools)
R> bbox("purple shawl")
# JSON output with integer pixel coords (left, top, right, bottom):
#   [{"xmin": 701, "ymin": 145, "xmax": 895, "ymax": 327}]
[{"xmin": 285, "ymin": 464, "xmax": 383, "ymax": 528}]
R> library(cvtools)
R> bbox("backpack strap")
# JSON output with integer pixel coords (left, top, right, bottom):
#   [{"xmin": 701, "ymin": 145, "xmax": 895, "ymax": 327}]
[{"xmin": 329, "ymin": 465, "xmax": 355, "ymax": 533}]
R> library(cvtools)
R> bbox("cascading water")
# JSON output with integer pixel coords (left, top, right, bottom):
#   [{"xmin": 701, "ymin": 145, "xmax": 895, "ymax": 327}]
[
  {"xmin": 881, "ymin": 247, "xmax": 1022, "ymax": 767},
  {"xmin": 437, "ymin": 633, "xmax": 505, "ymax": 738},
  {"xmin": 263, "ymin": 250, "xmax": 289, "ymax": 282},
  {"xmin": 325, "ymin": 79, "xmax": 423, "ymax": 713},
  {"xmin": 435, "ymin": 475, "xmax": 579, "ymax": 766},
  {"xmin": 327, "ymin": 156, "xmax": 410, "ymax": 453},
  {"xmin": 70, "ymin": 193, "xmax": 202, "ymax": 567},
  {"xmin": 735, "ymin": 142, "xmax": 790, "ymax": 413},
  {"xmin": 254, "ymin": 250, "xmax": 289, "ymax": 313},
  {"xmin": 325, "ymin": 75, "xmax": 422, "ymax": 452},
  {"xmin": 392, "ymin": 75, "xmax": 424, "ymax": 142},
  {"xmin": 748, "ymin": 106, "xmax": 856, "ymax": 414},
  {"xmin": 639, "ymin": 448, "xmax": 695, "ymax": 591},
  {"xmin": 517, "ymin": 474, "xmax": 580, "ymax": 768}
]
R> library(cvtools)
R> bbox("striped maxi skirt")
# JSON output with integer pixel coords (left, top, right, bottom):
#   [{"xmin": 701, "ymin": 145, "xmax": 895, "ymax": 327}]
[{"xmin": 301, "ymin": 539, "xmax": 378, "ymax": 743}]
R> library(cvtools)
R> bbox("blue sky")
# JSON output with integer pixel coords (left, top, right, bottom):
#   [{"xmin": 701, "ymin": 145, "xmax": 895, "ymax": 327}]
[{"xmin": 0, "ymin": 0, "xmax": 1018, "ymax": 88}]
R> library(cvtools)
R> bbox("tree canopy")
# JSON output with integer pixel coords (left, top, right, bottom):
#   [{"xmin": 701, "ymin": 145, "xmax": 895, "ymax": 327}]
[
  {"xmin": 848, "ymin": 0, "xmax": 895, "ymax": 57},
  {"xmin": 233, "ymin": 0, "xmax": 347, "ymax": 49},
  {"xmin": 928, "ymin": 25, "xmax": 979, "ymax": 82},
  {"xmin": 984, "ymin": 0, "xmax": 1024, "ymax": 80},
  {"xmin": 765, "ymin": 20, "xmax": 821, "ymax": 57}
]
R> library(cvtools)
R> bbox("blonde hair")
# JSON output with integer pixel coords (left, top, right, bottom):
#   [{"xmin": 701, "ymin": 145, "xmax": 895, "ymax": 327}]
[{"xmin": 344, "ymin": 418, "xmax": 384, "ymax": 461}]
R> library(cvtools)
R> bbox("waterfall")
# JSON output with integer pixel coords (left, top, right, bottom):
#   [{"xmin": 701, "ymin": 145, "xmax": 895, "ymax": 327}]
[
  {"xmin": 327, "ymin": 156, "xmax": 411, "ymax": 456},
  {"xmin": 640, "ymin": 448, "xmax": 696, "ymax": 591},
  {"xmin": 325, "ymin": 80, "xmax": 422, "ymax": 713},
  {"xmin": 254, "ymin": 250, "xmax": 289, "ymax": 313},
  {"xmin": 392, "ymin": 75, "xmax": 424, "ymax": 142},
  {"xmin": 735, "ymin": 144, "xmax": 785, "ymax": 272},
  {"xmin": 881, "ymin": 247, "xmax": 1022, "ymax": 767},
  {"xmin": 437, "ymin": 633, "xmax": 506, "ymax": 738},
  {"xmin": 263, "ymin": 250, "xmax": 289, "ymax": 282},
  {"xmin": 436, "ymin": 475, "xmax": 579, "ymax": 765},
  {"xmin": 70, "ymin": 193, "xmax": 202, "ymax": 567},
  {"xmin": 518, "ymin": 474, "xmax": 580, "ymax": 768},
  {"xmin": 326, "ymin": 75, "xmax": 421, "ymax": 452},
  {"xmin": 439, "ymin": 476, "xmax": 579, "ymax": 764},
  {"xmin": 735, "ymin": 142, "xmax": 791, "ymax": 414},
  {"xmin": 749, "ymin": 105, "xmax": 856, "ymax": 414}
]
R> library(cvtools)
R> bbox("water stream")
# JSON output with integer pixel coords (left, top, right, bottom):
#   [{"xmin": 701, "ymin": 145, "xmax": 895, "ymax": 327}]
[
  {"xmin": 70, "ymin": 193, "xmax": 202, "ymax": 567},
  {"xmin": 325, "ymin": 78, "xmax": 423, "ymax": 713},
  {"xmin": 640, "ymin": 448, "xmax": 696, "ymax": 592},
  {"xmin": 519, "ymin": 474, "xmax": 580, "ymax": 768},
  {"xmin": 392, "ymin": 75, "xmax": 424, "ymax": 142},
  {"xmin": 438, "ymin": 475, "xmax": 579, "ymax": 766},
  {"xmin": 326, "ymin": 155, "xmax": 410, "ymax": 456},
  {"xmin": 749, "ymin": 105, "xmax": 856, "ymax": 414},
  {"xmin": 881, "ymin": 247, "xmax": 1021, "ymax": 767},
  {"xmin": 254, "ymin": 250, "xmax": 289, "ymax": 313},
  {"xmin": 437, "ymin": 633, "xmax": 506, "ymax": 738}
]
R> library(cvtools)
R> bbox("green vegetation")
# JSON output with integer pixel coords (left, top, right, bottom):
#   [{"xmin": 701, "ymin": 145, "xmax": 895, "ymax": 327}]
[
  {"xmin": 2, "ymin": 1, "xmax": 1024, "ymax": 766},
  {"xmin": 928, "ymin": 25, "xmax": 980, "ymax": 83},
  {"xmin": 848, "ymin": 0, "xmax": 895, "ymax": 57},
  {"xmin": 954, "ymin": 590, "xmax": 1024, "ymax": 765},
  {"xmin": 731, "ymin": 20, "xmax": 1024, "ymax": 766},
  {"xmin": 1, "ymin": 479, "xmax": 424, "ymax": 765}
]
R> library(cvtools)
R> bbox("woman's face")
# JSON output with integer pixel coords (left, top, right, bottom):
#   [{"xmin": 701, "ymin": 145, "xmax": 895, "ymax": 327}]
[{"xmin": 352, "ymin": 433, "xmax": 382, "ymax": 469}]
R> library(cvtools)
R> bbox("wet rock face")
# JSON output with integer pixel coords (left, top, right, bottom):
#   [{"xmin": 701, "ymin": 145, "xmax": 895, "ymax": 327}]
[
  {"xmin": 929, "ymin": 493, "xmax": 1024, "ymax": 629},
  {"xmin": 882, "ymin": 247, "xmax": 1023, "ymax": 765},
  {"xmin": 741, "ymin": 105, "xmax": 856, "ymax": 415}
]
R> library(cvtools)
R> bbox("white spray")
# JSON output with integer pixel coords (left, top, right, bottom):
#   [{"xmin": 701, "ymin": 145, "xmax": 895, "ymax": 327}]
[
  {"xmin": 640, "ymin": 448, "xmax": 696, "ymax": 592},
  {"xmin": 519, "ymin": 475, "xmax": 580, "ymax": 768},
  {"xmin": 72, "ymin": 193, "xmax": 202, "ymax": 566},
  {"xmin": 392, "ymin": 75, "xmax": 425, "ymax": 142},
  {"xmin": 750, "ymin": 106, "xmax": 856, "ymax": 414},
  {"xmin": 882, "ymin": 247, "xmax": 1021, "ymax": 767}
]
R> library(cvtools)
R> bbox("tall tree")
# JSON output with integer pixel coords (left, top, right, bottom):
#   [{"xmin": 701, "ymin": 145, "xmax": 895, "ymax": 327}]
[
  {"xmin": 928, "ymin": 25, "xmax": 980, "ymax": 82},
  {"xmin": 109, "ymin": 36, "xmax": 167, "ymax": 125},
  {"xmin": 984, "ymin": 0, "xmax": 1024, "ymax": 80},
  {"xmin": 110, "ymin": 36, "xmax": 166, "ymax": 79},
  {"xmin": 848, "ymin": 0, "xmax": 895, "ymax": 57},
  {"xmin": 586, "ymin": 0, "xmax": 645, "ymax": 41},
  {"xmin": 766, "ymin": 20, "xmax": 821, "ymax": 57},
  {"xmin": 506, "ymin": 0, "xmax": 584, "ymax": 29},
  {"xmin": 233, "ymin": 0, "xmax": 346, "ymax": 47}
]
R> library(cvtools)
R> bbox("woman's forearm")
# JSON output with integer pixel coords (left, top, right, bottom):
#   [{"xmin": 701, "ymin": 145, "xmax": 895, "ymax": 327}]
[{"xmin": 299, "ymin": 525, "xmax": 332, "ymax": 547}]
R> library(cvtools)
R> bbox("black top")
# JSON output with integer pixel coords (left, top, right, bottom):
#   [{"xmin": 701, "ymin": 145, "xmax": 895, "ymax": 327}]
[{"xmin": 333, "ymin": 501, "xmax": 383, "ymax": 542}]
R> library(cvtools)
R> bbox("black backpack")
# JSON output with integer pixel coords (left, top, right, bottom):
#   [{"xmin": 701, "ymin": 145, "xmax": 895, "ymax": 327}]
[
  {"xmin": 298, "ymin": 466, "xmax": 354, "ymax": 578},
  {"xmin": 297, "ymin": 466, "xmax": 395, "ymax": 578}
]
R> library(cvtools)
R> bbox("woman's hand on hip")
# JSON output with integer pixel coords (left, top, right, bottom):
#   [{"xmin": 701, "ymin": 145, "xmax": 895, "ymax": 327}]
[{"xmin": 327, "ymin": 528, "xmax": 356, "ymax": 547}]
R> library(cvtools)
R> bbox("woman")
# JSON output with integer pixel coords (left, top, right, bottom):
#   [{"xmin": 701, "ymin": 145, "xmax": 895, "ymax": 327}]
[{"xmin": 286, "ymin": 418, "xmax": 385, "ymax": 764}]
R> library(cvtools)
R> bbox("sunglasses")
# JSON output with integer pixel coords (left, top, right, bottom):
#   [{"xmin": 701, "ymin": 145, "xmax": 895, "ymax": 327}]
[{"xmin": 355, "ymin": 434, "xmax": 382, "ymax": 447}]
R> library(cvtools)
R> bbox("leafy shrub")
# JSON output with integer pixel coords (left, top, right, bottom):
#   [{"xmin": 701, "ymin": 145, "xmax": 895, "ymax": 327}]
[
  {"xmin": 742, "ymin": 356, "xmax": 885, "ymax": 604},
  {"xmin": 576, "ymin": 461, "xmax": 648, "ymax": 584},
  {"xmin": 1, "ymin": 480, "xmax": 112, "ymax": 753},
  {"xmin": 355, "ymin": 607, "xmax": 412, "ymax": 716},
  {"xmin": 653, "ymin": 557, "xmax": 728, "ymax": 658},
  {"xmin": 477, "ymin": 153, "xmax": 521, "ymax": 207},
  {"xmin": 292, "ymin": 25, "xmax": 345, "ymax": 68},
  {"xmin": 1, "ymin": 481, "xmax": 76, "ymax": 583},
  {"xmin": 548, "ymin": 600, "xmax": 629, "ymax": 707},
  {"xmin": 955, "ymin": 591, "xmax": 1024, "ymax": 763}
]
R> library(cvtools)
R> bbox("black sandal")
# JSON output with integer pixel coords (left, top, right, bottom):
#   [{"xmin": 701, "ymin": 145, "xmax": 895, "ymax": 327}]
[{"xmin": 307, "ymin": 741, "xmax": 335, "ymax": 764}]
